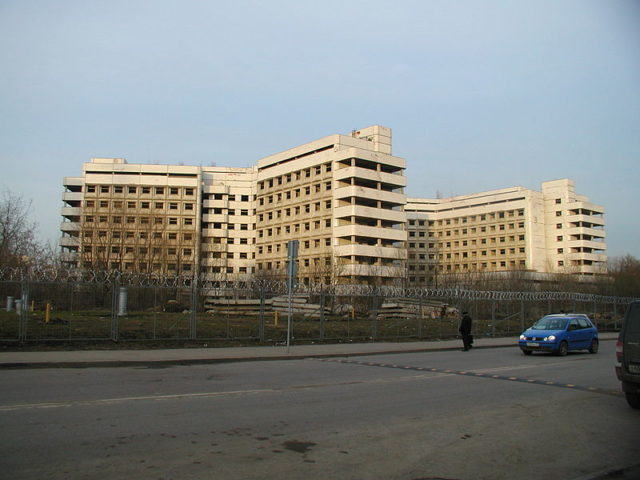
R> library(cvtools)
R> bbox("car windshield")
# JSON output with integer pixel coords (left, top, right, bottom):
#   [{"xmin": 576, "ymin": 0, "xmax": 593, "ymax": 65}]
[{"xmin": 531, "ymin": 316, "xmax": 568, "ymax": 330}]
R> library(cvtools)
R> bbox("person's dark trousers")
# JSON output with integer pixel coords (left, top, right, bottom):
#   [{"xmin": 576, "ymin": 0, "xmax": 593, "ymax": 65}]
[{"xmin": 462, "ymin": 334, "xmax": 473, "ymax": 351}]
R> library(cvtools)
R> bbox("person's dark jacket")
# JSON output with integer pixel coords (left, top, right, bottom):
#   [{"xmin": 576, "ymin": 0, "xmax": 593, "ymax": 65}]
[{"xmin": 459, "ymin": 314, "xmax": 472, "ymax": 335}]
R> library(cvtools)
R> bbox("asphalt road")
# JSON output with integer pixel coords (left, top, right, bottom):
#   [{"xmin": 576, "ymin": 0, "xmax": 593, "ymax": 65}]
[{"xmin": 0, "ymin": 342, "xmax": 638, "ymax": 480}]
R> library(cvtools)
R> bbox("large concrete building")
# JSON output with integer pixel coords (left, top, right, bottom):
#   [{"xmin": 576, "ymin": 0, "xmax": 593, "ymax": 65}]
[
  {"xmin": 61, "ymin": 126, "xmax": 606, "ymax": 285},
  {"xmin": 405, "ymin": 179, "xmax": 606, "ymax": 286}
]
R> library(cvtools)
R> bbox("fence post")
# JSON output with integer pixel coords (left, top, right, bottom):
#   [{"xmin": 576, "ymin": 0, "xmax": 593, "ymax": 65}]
[
  {"xmin": 18, "ymin": 278, "xmax": 29, "ymax": 342},
  {"xmin": 189, "ymin": 276, "xmax": 197, "ymax": 340},
  {"xmin": 153, "ymin": 287, "xmax": 158, "ymax": 340},
  {"xmin": 110, "ymin": 275, "xmax": 119, "ymax": 342},
  {"xmin": 259, "ymin": 287, "xmax": 265, "ymax": 343},
  {"xmin": 319, "ymin": 290, "xmax": 325, "ymax": 341},
  {"xmin": 417, "ymin": 296, "xmax": 423, "ymax": 339},
  {"xmin": 491, "ymin": 300, "xmax": 496, "ymax": 337},
  {"xmin": 520, "ymin": 299, "xmax": 525, "ymax": 332},
  {"xmin": 370, "ymin": 294, "xmax": 378, "ymax": 341}
]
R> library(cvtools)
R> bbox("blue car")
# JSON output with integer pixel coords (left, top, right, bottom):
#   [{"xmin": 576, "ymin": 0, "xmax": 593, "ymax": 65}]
[{"xmin": 519, "ymin": 314, "xmax": 599, "ymax": 356}]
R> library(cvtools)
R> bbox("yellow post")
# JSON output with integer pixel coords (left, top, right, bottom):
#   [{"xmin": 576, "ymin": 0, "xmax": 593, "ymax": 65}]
[
  {"xmin": 31, "ymin": 300, "xmax": 35, "ymax": 312},
  {"xmin": 274, "ymin": 311, "xmax": 279, "ymax": 326},
  {"xmin": 45, "ymin": 303, "xmax": 51, "ymax": 323},
  {"xmin": 351, "ymin": 306, "xmax": 355, "ymax": 320}
]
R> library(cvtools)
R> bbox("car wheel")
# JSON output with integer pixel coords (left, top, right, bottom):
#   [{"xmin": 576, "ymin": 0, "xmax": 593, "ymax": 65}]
[
  {"xmin": 521, "ymin": 349, "xmax": 532, "ymax": 356},
  {"xmin": 588, "ymin": 338, "xmax": 599, "ymax": 354},
  {"xmin": 555, "ymin": 341, "xmax": 568, "ymax": 356},
  {"xmin": 625, "ymin": 392, "xmax": 640, "ymax": 409}
]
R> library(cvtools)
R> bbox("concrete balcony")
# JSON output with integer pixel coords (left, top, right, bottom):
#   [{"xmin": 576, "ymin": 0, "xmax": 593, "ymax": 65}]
[
  {"xmin": 334, "ymin": 166, "xmax": 406, "ymax": 187},
  {"xmin": 59, "ymin": 252, "xmax": 79, "ymax": 263},
  {"xmin": 60, "ymin": 222, "xmax": 81, "ymax": 232},
  {"xmin": 570, "ymin": 263, "xmax": 608, "ymax": 275},
  {"xmin": 59, "ymin": 237, "xmax": 80, "ymax": 247},
  {"xmin": 333, "ymin": 205, "xmax": 406, "ymax": 224},
  {"xmin": 565, "ymin": 252, "xmax": 608, "ymax": 263},
  {"xmin": 202, "ymin": 199, "xmax": 228, "ymax": 209},
  {"xmin": 336, "ymin": 263, "xmax": 404, "ymax": 278},
  {"xmin": 202, "ymin": 213, "xmax": 228, "ymax": 223},
  {"xmin": 62, "ymin": 191, "xmax": 83, "ymax": 202},
  {"xmin": 63, "ymin": 177, "xmax": 83, "ymax": 187},
  {"xmin": 200, "ymin": 243, "xmax": 227, "ymax": 252},
  {"xmin": 203, "ymin": 227, "xmax": 228, "ymax": 236},
  {"xmin": 334, "ymin": 244, "xmax": 407, "ymax": 260},
  {"xmin": 565, "ymin": 226, "xmax": 605, "ymax": 239},
  {"xmin": 566, "ymin": 214, "xmax": 605, "ymax": 226},
  {"xmin": 61, "ymin": 207, "xmax": 82, "ymax": 217},
  {"xmin": 566, "ymin": 239, "xmax": 607, "ymax": 251},
  {"xmin": 334, "ymin": 186, "xmax": 405, "ymax": 206},
  {"xmin": 333, "ymin": 224, "xmax": 407, "ymax": 242}
]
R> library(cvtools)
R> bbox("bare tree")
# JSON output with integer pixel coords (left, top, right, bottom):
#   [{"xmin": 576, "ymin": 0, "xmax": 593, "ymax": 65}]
[
  {"xmin": 608, "ymin": 255, "xmax": 640, "ymax": 298},
  {"xmin": 0, "ymin": 188, "xmax": 40, "ymax": 268}
]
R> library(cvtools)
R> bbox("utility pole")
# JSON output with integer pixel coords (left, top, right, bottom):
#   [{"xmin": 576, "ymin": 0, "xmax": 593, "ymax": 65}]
[{"xmin": 286, "ymin": 240, "xmax": 299, "ymax": 352}]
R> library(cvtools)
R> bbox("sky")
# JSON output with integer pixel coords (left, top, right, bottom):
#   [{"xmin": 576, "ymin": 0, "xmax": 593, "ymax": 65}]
[{"xmin": 1, "ymin": 0, "xmax": 639, "ymax": 258}]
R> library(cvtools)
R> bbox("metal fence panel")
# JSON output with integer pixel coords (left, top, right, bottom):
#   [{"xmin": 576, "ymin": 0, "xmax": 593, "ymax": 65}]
[{"xmin": 1, "ymin": 271, "xmax": 637, "ymax": 345}]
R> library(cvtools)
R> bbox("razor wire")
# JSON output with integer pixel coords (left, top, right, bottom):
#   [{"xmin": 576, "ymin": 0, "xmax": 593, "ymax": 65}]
[{"xmin": 1, "ymin": 266, "xmax": 637, "ymax": 305}]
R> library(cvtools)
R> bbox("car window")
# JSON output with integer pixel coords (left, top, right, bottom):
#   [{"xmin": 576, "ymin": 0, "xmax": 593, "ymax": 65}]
[
  {"xmin": 578, "ymin": 318, "xmax": 591, "ymax": 329},
  {"xmin": 569, "ymin": 319, "xmax": 580, "ymax": 330},
  {"xmin": 626, "ymin": 303, "xmax": 640, "ymax": 339},
  {"xmin": 532, "ymin": 316, "xmax": 567, "ymax": 330}
]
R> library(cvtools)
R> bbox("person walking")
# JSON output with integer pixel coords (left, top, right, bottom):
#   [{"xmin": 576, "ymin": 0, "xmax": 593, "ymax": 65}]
[{"xmin": 459, "ymin": 311, "xmax": 473, "ymax": 351}]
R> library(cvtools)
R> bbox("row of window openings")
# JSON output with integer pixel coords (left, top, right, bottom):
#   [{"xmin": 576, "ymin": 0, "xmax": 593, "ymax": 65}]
[
  {"xmin": 84, "ymin": 231, "xmax": 193, "ymax": 241},
  {"xmin": 204, "ymin": 208, "xmax": 252, "ymax": 215},
  {"xmin": 206, "ymin": 266, "xmax": 252, "ymax": 274},
  {"xmin": 409, "ymin": 222, "xmax": 525, "ymax": 237},
  {"xmin": 257, "ymin": 258, "xmax": 332, "ymax": 270},
  {"xmin": 259, "ymin": 201, "xmax": 331, "ymax": 220},
  {"xmin": 556, "ymin": 210, "xmax": 601, "ymax": 217},
  {"xmin": 409, "ymin": 247, "xmax": 526, "ymax": 260},
  {"xmin": 206, "ymin": 251, "xmax": 251, "ymax": 259},
  {"xmin": 259, "ymin": 182, "xmax": 331, "ymax": 205},
  {"xmin": 203, "ymin": 223, "xmax": 252, "ymax": 230},
  {"xmin": 85, "ymin": 200, "xmax": 194, "ymax": 211},
  {"xmin": 409, "ymin": 210, "xmax": 525, "ymax": 226},
  {"xmin": 203, "ymin": 193, "xmax": 252, "ymax": 202},
  {"xmin": 258, "ymin": 163, "xmax": 332, "ymax": 190},
  {"xmin": 84, "ymin": 246, "xmax": 193, "ymax": 256},
  {"xmin": 557, "ymin": 222, "xmax": 602, "ymax": 229},
  {"xmin": 258, "ymin": 220, "xmax": 331, "ymax": 237},
  {"xmin": 409, "ymin": 235, "xmax": 526, "ymax": 249},
  {"xmin": 84, "ymin": 216, "xmax": 194, "ymax": 225},
  {"xmin": 86, "ymin": 185, "xmax": 194, "ymax": 196},
  {"xmin": 258, "ymin": 238, "xmax": 331, "ymax": 254},
  {"xmin": 83, "ymin": 262, "xmax": 194, "ymax": 272},
  {"xmin": 408, "ymin": 260, "xmax": 527, "ymax": 272}
]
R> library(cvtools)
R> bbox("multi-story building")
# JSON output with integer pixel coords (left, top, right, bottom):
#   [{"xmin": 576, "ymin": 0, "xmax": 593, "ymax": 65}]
[
  {"xmin": 200, "ymin": 166, "xmax": 257, "ymax": 279},
  {"xmin": 254, "ymin": 125, "xmax": 407, "ymax": 285},
  {"xmin": 405, "ymin": 179, "xmax": 606, "ymax": 285},
  {"xmin": 61, "ymin": 126, "xmax": 606, "ymax": 285},
  {"xmin": 62, "ymin": 158, "xmax": 201, "ymax": 275},
  {"xmin": 61, "ymin": 126, "xmax": 408, "ymax": 285}
]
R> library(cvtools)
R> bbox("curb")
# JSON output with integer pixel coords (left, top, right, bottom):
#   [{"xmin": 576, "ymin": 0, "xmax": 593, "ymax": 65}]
[{"xmin": 0, "ymin": 343, "xmax": 518, "ymax": 370}]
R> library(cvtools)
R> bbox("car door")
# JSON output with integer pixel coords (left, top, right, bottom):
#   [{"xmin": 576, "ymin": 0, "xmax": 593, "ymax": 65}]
[
  {"xmin": 566, "ymin": 318, "xmax": 582, "ymax": 349},
  {"xmin": 578, "ymin": 318, "xmax": 595, "ymax": 347},
  {"xmin": 623, "ymin": 304, "xmax": 640, "ymax": 375}
]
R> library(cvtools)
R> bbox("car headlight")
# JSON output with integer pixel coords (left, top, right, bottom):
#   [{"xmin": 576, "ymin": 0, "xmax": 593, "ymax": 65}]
[
  {"xmin": 519, "ymin": 334, "xmax": 526, "ymax": 340},
  {"xmin": 544, "ymin": 335, "xmax": 556, "ymax": 341}
]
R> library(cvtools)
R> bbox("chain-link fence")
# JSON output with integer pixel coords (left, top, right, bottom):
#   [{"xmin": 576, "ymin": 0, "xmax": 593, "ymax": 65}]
[{"xmin": 0, "ymin": 268, "xmax": 636, "ymax": 345}]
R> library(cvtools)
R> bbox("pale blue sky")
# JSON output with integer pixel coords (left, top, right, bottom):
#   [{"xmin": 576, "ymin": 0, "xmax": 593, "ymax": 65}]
[{"xmin": 1, "ymin": 0, "xmax": 638, "ymax": 257}]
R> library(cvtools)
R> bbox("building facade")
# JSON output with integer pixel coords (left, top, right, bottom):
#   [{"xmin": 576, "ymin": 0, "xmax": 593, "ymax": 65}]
[
  {"xmin": 61, "ymin": 126, "xmax": 606, "ymax": 285},
  {"xmin": 61, "ymin": 126, "xmax": 408, "ymax": 285},
  {"xmin": 405, "ymin": 179, "xmax": 606, "ymax": 285}
]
